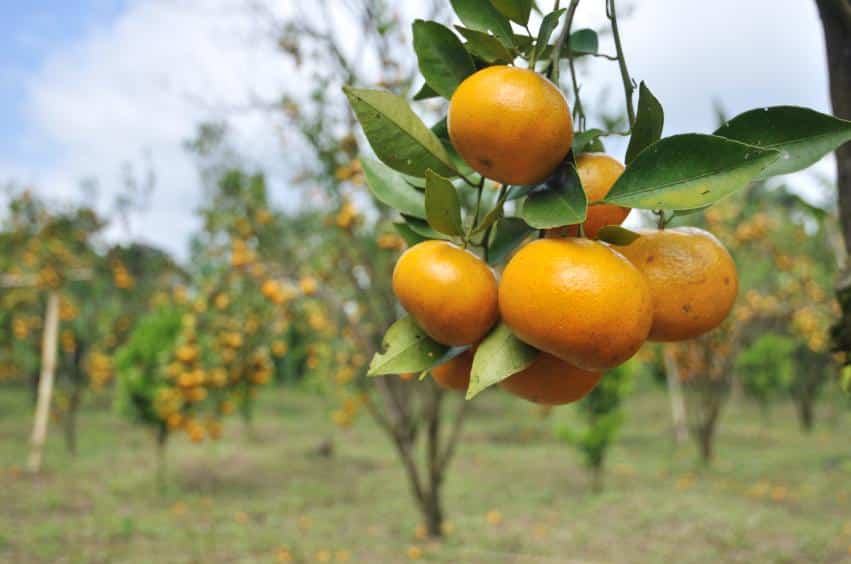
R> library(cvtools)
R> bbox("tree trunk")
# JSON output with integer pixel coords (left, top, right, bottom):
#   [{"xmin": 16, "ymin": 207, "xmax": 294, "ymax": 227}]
[
  {"xmin": 796, "ymin": 396, "xmax": 815, "ymax": 432},
  {"xmin": 591, "ymin": 465, "xmax": 604, "ymax": 494},
  {"xmin": 27, "ymin": 291, "xmax": 60, "ymax": 473},
  {"xmin": 155, "ymin": 426, "xmax": 168, "ymax": 494},
  {"xmin": 697, "ymin": 422, "xmax": 715, "ymax": 465},
  {"xmin": 420, "ymin": 487, "xmax": 444, "ymax": 538},
  {"xmin": 64, "ymin": 383, "xmax": 83, "ymax": 456},
  {"xmin": 817, "ymin": 2, "xmax": 851, "ymax": 356},
  {"xmin": 663, "ymin": 346, "xmax": 689, "ymax": 445}
]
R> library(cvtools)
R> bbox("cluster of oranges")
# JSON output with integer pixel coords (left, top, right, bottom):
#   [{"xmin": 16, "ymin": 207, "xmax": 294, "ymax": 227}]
[{"xmin": 390, "ymin": 65, "xmax": 738, "ymax": 405}]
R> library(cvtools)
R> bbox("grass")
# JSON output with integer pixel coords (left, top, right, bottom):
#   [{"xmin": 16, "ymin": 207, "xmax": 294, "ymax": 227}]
[{"xmin": 1, "ymin": 382, "xmax": 850, "ymax": 563}]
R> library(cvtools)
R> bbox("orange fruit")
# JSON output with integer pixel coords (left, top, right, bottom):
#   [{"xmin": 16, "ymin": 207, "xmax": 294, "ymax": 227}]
[
  {"xmin": 393, "ymin": 240, "xmax": 498, "ymax": 346},
  {"xmin": 546, "ymin": 153, "xmax": 630, "ymax": 239},
  {"xmin": 448, "ymin": 66, "xmax": 573, "ymax": 186},
  {"xmin": 499, "ymin": 238, "xmax": 652, "ymax": 371},
  {"xmin": 431, "ymin": 348, "xmax": 474, "ymax": 391},
  {"xmin": 618, "ymin": 227, "xmax": 738, "ymax": 341},
  {"xmin": 500, "ymin": 353, "xmax": 602, "ymax": 405}
]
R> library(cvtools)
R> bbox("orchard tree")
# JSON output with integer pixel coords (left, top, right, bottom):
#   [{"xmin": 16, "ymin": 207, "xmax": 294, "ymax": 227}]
[{"xmin": 340, "ymin": 0, "xmax": 851, "ymax": 531}]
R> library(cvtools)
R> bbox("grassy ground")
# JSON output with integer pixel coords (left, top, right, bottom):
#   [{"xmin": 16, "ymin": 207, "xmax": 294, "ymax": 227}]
[{"xmin": 1, "ymin": 382, "xmax": 850, "ymax": 563}]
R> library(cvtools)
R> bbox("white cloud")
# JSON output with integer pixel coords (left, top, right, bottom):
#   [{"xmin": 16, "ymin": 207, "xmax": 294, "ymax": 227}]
[{"xmin": 4, "ymin": 0, "xmax": 838, "ymax": 259}]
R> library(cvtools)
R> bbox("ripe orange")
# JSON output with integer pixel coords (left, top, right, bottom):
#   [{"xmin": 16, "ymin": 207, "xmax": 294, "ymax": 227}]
[
  {"xmin": 547, "ymin": 153, "xmax": 630, "ymax": 239},
  {"xmin": 431, "ymin": 349, "xmax": 474, "ymax": 391},
  {"xmin": 499, "ymin": 238, "xmax": 652, "ymax": 371},
  {"xmin": 393, "ymin": 240, "xmax": 498, "ymax": 346},
  {"xmin": 448, "ymin": 66, "xmax": 573, "ymax": 186},
  {"xmin": 618, "ymin": 227, "xmax": 738, "ymax": 341},
  {"xmin": 500, "ymin": 353, "xmax": 602, "ymax": 405}
]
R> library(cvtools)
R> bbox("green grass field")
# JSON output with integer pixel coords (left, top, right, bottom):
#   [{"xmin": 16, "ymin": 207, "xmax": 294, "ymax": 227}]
[{"xmin": 1, "ymin": 383, "xmax": 850, "ymax": 563}]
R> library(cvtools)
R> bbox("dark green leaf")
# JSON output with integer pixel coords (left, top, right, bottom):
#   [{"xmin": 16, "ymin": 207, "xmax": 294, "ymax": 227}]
[
  {"xmin": 431, "ymin": 117, "xmax": 449, "ymax": 140},
  {"xmin": 450, "ymin": 0, "xmax": 515, "ymax": 48},
  {"xmin": 573, "ymin": 128, "xmax": 606, "ymax": 155},
  {"xmin": 533, "ymin": 9, "xmax": 565, "ymax": 59},
  {"xmin": 368, "ymin": 316, "xmax": 448, "ymax": 376},
  {"xmin": 343, "ymin": 86, "xmax": 456, "ymax": 178},
  {"xmin": 567, "ymin": 28, "xmax": 598, "ymax": 55},
  {"xmin": 520, "ymin": 164, "xmax": 587, "ymax": 228},
  {"xmin": 401, "ymin": 215, "xmax": 448, "ymax": 240},
  {"xmin": 425, "ymin": 170, "xmax": 464, "ymax": 236},
  {"xmin": 466, "ymin": 323, "xmax": 537, "ymax": 399},
  {"xmin": 456, "ymin": 26, "xmax": 514, "ymax": 63},
  {"xmin": 487, "ymin": 217, "xmax": 533, "ymax": 265},
  {"xmin": 714, "ymin": 106, "xmax": 851, "ymax": 179},
  {"xmin": 490, "ymin": 0, "xmax": 533, "ymax": 25},
  {"xmin": 625, "ymin": 82, "xmax": 664, "ymax": 164},
  {"xmin": 672, "ymin": 206, "xmax": 711, "ymax": 218},
  {"xmin": 362, "ymin": 157, "xmax": 426, "ymax": 218},
  {"xmin": 393, "ymin": 222, "xmax": 427, "ymax": 246},
  {"xmin": 412, "ymin": 20, "xmax": 476, "ymax": 99},
  {"xmin": 596, "ymin": 225, "xmax": 641, "ymax": 245},
  {"xmin": 604, "ymin": 134, "xmax": 781, "ymax": 210},
  {"xmin": 413, "ymin": 82, "xmax": 439, "ymax": 101}
]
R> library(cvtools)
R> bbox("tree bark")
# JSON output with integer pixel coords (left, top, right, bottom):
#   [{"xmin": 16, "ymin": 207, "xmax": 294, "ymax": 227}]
[
  {"xmin": 817, "ymin": 2, "xmax": 851, "ymax": 356},
  {"xmin": 796, "ymin": 395, "xmax": 815, "ymax": 432},
  {"xmin": 64, "ymin": 384, "xmax": 83, "ymax": 456}
]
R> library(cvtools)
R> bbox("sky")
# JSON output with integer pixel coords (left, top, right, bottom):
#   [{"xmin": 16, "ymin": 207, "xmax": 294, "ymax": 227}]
[{"xmin": 0, "ymin": 0, "xmax": 837, "ymax": 259}]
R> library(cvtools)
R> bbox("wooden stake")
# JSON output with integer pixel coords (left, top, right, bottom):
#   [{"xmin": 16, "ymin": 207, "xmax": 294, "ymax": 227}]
[{"xmin": 27, "ymin": 291, "xmax": 60, "ymax": 473}]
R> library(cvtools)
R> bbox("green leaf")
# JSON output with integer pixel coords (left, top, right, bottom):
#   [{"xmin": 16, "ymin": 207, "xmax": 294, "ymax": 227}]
[
  {"xmin": 368, "ymin": 316, "xmax": 448, "ymax": 376},
  {"xmin": 533, "ymin": 9, "xmax": 565, "ymax": 60},
  {"xmin": 343, "ymin": 87, "xmax": 456, "ymax": 178},
  {"xmin": 412, "ymin": 20, "xmax": 476, "ymax": 99},
  {"xmin": 466, "ymin": 323, "xmax": 537, "ymax": 399},
  {"xmin": 487, "ymin": 217, "xmax": 533, "ymax": 266},
  {"xmin": 431, "ymin": 117, "xmax": 449, "ymax": 141},
  {"xmin": 604, "ymin": 134, "xmax": 780, "ymax": 210},
  {"xmin": 412, "ymin": 82, "xmax": 439, "ymax": 101},
  {"xmin": 450, "ymin": 0, "xmax": 515, "ymax": 48},
  {"xmin": 362, "ymin": 157, "xmax": 426, "ymax": 218},
  {"xmin": 489, "ymin": 0, "xmax": 533, "ymax": 25},
  {"xmin": 567, "ymin": 28, "xmax": 598, "ymax": 55},
  {"xmin": 596, "ymin": 225, "xmax": 641, "ymax": 245},
  {"xmin": 401, "ymin": 215, "xmax": 448, "ymax": 240},
  {"xmin": 393, "ymin": 222, "xmax": 427, "ymax": 247},
  {"xmin": 520, "ymin": 164, "xmax": 587, "ymax": 228},
  {"xmin": 425, "ymin": 170, "xmax": 464, "ymax": 236},
  {"xmin": 573, "ymin": 128, "xmax": 606, "ymax": 155},
  {"xmin": 714, "ymin": 106, "xmax": 851, "ymax": 179},
  {"xmin": 456, "ymin": 26, "xmax": 514, "ymax": 63},
  {"xmin": 625, "ymin": 82, "xmax": 664, "ymax": 164}
]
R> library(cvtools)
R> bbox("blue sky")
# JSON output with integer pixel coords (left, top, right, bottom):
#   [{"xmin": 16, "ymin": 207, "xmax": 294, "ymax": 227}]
[
  {"xmin": 0, "ymin": 0, "xmax": 125, "ymax": 166},
  {"xmin": 0, "ymin": 0, "xmax": 837, "ymax": 258}
]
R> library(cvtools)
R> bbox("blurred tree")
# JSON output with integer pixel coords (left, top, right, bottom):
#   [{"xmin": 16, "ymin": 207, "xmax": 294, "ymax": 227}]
[{"xmin": 557, "ymin": 362, "xmax": 633, "ymax": 492}]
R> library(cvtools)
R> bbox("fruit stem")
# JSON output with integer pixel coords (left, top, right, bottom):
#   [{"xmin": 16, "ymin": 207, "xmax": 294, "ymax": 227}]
[{"xmin": 607, "ymin": 0, "xmax": 636, "ymax": 128}]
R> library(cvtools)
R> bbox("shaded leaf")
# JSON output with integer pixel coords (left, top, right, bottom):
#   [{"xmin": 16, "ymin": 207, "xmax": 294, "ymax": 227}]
[
  {"xmin": 412, "ymin": 20, "xmax": 476, "ymax": 99},
  {"xmin": 625, "ymin": 82, "xmax": 664, "ymax": 164},
  {"xmin": 425, "ymin": 170, "xmax": 464, "ymax": 236},
  {"xmin": 520, "ymin": 164, "xmax": 587, "ymax": 228},
  {"xmin": 450, "ymin": 0, "xmax": 515, "ymax": 48},
  {"xmin": 573, "ymin": 128, "xmax": 606, "ymax": 155},
  {"xmin": 362, "ymin": 157, "xmax": 426, "ymax": 218},
  {"xmin": 487, "ymin": 217, "xmax": 533, "ymax": 266},
  {"xmin": 604, "ymin": 134, "xmax": 780, "ymax": 210},
  {"xmin": 596, "ymin": 225, "xmax": 641, "ymax": 245},
  {"xmin": 456, "ymin": 26, "xmax": 514, "ymax": 63},
  {"xmin": 368, "ymin": 316, "xmax": 448, "ymax": 376},
  {"xmin": 343, "ymin": 87, "xmax": 456, "ymax": 178},
  {"xmin": 567, "ymin": 28, "xmax": 598, "ymax": 55},
  {"xmin": 714, "ymin": 106, "xmax": 851, "ymax": 179},
  {"xmin": 466, "ymin": 323, "xmax": 537, "ymax": 399},
  {"xmin": 393, "ymin": 222, "xmax": 427, "ymax": 246},
  {"xmin": 490, "ymin": 0, "xmax": 533, "ymax": 25},
  {"xmin": 412, "ymin": 82, "xmax": 439, "ymax": 101},
  {"xmin": 401, "ymin": 215, "xmax": 448, "ymax": 240},
  {"xmin": 533, "ymin": 9, "xmax": 565, "ymax": 60}
]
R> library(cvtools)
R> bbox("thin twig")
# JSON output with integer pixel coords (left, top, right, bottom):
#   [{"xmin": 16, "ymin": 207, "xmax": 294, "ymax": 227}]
[{"xmin": 607, "ymin": 0, "xmax": 636, "ymax": 128}]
